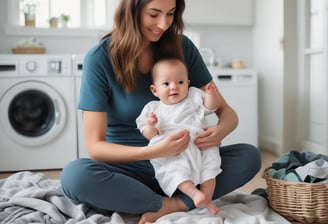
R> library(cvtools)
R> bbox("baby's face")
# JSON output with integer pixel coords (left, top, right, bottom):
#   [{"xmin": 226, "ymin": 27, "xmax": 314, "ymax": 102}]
[{"xmin": 151, "ymin": 61, "xmax": 189, "ymax": 105}]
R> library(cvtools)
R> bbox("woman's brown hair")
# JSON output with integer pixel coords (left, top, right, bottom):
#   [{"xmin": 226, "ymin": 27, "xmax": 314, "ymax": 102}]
[{"xmin": 103, "ymin": 0, "xmax": 185, "ymax": 92}]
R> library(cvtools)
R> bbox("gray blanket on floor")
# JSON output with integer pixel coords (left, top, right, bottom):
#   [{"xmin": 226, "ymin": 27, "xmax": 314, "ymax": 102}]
[{"xmin": 0, "ymin": 171, "xmax": 290, "ymax": 224}]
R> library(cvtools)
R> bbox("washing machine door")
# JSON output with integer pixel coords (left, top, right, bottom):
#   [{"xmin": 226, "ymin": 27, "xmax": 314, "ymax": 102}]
[{"xmin": 0, "ymin": 80, "xmax": 66, "ymax": 146}]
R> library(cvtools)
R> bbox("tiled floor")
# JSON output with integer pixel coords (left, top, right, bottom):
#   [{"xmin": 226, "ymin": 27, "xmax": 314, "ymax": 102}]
[{"xmin": 0, "ymin": 149, "xmax": 279, "ymax": 193}]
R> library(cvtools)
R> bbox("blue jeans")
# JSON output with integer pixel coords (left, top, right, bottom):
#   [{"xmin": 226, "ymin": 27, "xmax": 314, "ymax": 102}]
[{"xmin": 61, "ymin": 143, "xmax": 261, "ymax": 214}]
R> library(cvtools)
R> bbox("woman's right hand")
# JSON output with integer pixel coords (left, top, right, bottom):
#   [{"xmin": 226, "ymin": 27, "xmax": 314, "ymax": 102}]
[{"xmin": 153, "ymin": 130, "xmax": 190, "ymax": 158}]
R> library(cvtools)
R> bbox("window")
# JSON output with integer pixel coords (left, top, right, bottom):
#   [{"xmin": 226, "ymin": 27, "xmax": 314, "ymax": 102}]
[
  {"xmin": 9, "ymin": 0, "xmax": 120, "ymax": 29},
  {"xmin": 305, "ymin": 0, "xmax": 324, "ymax": 49},
  {"xmin": 298, "ymin": 0, "xmax": 327, "ymax": 154}
]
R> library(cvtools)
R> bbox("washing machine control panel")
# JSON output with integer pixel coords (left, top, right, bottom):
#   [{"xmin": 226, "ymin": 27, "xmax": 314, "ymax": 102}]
[
  {"xmin": 48, "ymin": 60, "xmax": 62, "ymax": 74},
  {"xmin": 0, "ymin": 58, "xmax": 19, "ymax": 77},
  {"xmin": 17, "ymin": 55, "xmax": 72, "ymax": 76},
  {"xmin": 72, "ymin": 54, "xmax": 85, "ymax": 77},
  {"xmin": 25, "ymin": 61, "xmax": 37, "ymax": 72}
]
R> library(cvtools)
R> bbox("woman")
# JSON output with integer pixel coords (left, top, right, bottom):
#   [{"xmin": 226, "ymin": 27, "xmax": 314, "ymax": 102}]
[{"xmin": 60, "ymin": 0, "xmax": 261, "ymax": 223}]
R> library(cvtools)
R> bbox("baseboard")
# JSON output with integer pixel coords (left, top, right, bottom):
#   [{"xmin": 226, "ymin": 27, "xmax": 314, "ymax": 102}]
[{"xmin": 259, "ymin": 137, "xmax": 281, "ymax": 155}]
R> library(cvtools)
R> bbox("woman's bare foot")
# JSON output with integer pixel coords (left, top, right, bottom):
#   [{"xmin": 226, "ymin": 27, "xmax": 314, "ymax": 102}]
[{"xmin": 138, "ymin": 196, "xmax": 188, "ymax": 224}]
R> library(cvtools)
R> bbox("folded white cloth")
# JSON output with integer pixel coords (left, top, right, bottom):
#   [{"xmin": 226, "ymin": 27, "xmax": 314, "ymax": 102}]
[{"xmin": 295, "ymin": 159, "xmax": 328, "ymax": 182}]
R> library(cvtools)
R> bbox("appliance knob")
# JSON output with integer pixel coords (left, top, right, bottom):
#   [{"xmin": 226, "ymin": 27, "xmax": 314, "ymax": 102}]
[{"xmin": 26, "ymin": 61, "xmax": 37, "ymax": 72}]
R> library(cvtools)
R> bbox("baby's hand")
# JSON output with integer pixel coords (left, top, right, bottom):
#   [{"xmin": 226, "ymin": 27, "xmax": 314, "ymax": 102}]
[
  {"xmin": 147, "ymin": 112, "xmax": 158, "ymax": 127},
  {"xmin": 205, "ymin": 82, "xmax": 219, "ymax": 94}
]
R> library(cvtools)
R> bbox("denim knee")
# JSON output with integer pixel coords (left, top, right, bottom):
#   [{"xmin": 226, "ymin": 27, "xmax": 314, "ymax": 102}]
[
  {"xmin": 244, "ymin": 144, "xmax": 262, "ymax": 175},
  {"xmin": 60, "ymin": 158, "xmax": 93, "ymax": 201}
]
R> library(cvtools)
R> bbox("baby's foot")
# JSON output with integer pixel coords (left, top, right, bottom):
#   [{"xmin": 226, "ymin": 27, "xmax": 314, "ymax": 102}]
[
  {"xmin": 204, "ymin": 201, "xmax": 219, "ymax": 215},
  {"xmin": 191, "ymin": 189, "xmax": 206, "ymax": 207}
]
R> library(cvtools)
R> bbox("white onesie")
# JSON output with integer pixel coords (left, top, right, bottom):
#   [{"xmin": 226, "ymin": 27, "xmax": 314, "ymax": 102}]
[{"xmin": 136, "ymin": 87, "xmax": 222, "ymax": 197}]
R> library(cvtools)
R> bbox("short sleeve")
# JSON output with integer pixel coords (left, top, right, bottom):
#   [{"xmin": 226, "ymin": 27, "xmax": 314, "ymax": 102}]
[
  {"xmin": 79, "ymin": 40, "xmax": 113, "ymax": 112},
  {"xmin": 136, "ymin": 101, "xmax": 155, "ymax": 132},
  {"xmin": 189, "ymin": 87, "xmax": 215, "ymax": 116}
]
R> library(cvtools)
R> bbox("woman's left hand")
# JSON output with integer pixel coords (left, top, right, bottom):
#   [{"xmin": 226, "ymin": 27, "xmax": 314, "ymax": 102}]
[{"xmin": 194, "ymin": 125, "xmax": 223, "ymax": 150}]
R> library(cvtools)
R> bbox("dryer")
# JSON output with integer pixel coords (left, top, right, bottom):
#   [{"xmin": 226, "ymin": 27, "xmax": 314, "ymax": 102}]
[
  {"xmin": 207, "ymin": 68, "xmax": 258, "ymax": 147},
  {"xmin": 72, "ymin": 54, "xmax": 88, "ymax": 158},
  {"xmin": 0, "ymin": 54, "xmax": 77, "ymax": 171}
]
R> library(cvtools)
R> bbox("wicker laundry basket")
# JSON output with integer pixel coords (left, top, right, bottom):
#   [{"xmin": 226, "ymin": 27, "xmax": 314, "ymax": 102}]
[{"xmin": 262, "ymin": 167, "xmax": 328, "ymax": 223}]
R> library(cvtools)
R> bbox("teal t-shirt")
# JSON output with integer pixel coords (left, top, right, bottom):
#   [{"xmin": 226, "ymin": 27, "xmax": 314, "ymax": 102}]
[{"xmin": 79, "ymin": 35, "xmax": 212, "ymax": 147}]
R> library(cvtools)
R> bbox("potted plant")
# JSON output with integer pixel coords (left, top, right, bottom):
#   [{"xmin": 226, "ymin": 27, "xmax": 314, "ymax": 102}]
[
  {"xmin": 49, "ymin": 17, "xmax": 59, "ymax": 28},
  {"xmin": 60, "ymin": 14, "xmax": 70, "ymax": 28}
]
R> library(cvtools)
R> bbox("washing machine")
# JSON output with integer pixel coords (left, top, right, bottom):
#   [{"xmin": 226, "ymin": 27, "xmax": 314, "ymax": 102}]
[
  {"xmin": 72, "ymin": 54, "xmax": 88, "ymax": 158},
  {"xmin": 0, "ymin": 54, "xmax": 77, "ymax": 171},
  {"xmin": 206, "ymin": 68, "xmax": 258, "ymax": 147}
]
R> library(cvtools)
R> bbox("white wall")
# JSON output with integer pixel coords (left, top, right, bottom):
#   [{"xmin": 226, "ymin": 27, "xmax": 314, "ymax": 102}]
[
  {"xmin": 253, "ymin": 0, "xmax": 300, "ymax": 155},
  {"xmin": 2, "ymin": 0, "xmax": 294, "ymax": 155},
  {"xmin": 187, "ymin": 25, "xmax": 254, "ymax": 68},
  {"xmin": 253, "ymin": 0, "xmax": 284, "ymax": 154},
  {"xmin": 282, "ymin": 0, "xmax": 299, "ymax": 153}
]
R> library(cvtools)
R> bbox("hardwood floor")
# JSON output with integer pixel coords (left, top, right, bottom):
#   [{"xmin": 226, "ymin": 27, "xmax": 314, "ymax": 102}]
[
  {"xmin": 238, "ymin": 149, "xmax": 278, "ymax": 193},
  {"xmin": 0, "ymin": 149, "xmax": 279, "ymax": 193},
  {"xmin": 0, "ymin": 169, "xmax": 61, "ymax": 180}
]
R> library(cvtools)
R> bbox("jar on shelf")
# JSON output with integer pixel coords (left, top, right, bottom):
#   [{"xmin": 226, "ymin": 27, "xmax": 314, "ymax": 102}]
[{"xmin": 24, "ymin": 4, "xmax": 36, "ymax": 27}]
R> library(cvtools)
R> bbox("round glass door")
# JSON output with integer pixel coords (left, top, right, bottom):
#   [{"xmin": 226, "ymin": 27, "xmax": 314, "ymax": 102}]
[
  {"xmin": 0, "ymin": 81, "xmax": 66, "ymax": 146},
  {"xmin": 9, "ymin": 89, "xmax": 55, "ymax": 137}
]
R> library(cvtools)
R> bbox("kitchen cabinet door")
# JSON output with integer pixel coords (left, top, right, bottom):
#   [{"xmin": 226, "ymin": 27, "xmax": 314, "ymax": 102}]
[{"xmin": 183, "ymin": 0, "xmax": 254, "ymax": 25}]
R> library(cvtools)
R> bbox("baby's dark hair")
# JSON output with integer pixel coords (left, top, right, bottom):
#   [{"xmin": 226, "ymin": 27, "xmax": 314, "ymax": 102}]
[{"xmin": 151, "ymin": 57, "xmax": 187, "ymax": 84}]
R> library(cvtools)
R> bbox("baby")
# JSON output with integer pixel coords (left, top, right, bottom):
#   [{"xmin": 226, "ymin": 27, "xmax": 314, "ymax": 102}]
[{"xmin": 136, "ymin": 58, "xmax": 222, "ymax": 215}]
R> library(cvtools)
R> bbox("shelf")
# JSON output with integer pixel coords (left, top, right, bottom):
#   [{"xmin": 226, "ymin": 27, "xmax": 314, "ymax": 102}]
[{"xmin": 4, "ymin": 25, "xmax": 108, "ymax": 38}]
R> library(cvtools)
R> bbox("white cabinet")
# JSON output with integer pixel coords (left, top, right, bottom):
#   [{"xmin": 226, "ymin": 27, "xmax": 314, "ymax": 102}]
[
  {"xmin": 206, "ymin": 69, "xmax": 258, "ymax": 147},
  {"xmin": 183, "ymin": 0, "xmax": 254, "ymax": 25}
]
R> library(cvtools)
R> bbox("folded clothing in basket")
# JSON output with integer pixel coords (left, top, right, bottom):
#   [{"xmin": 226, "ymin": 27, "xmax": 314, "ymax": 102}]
[{"xmin": 269, "ymin": 150, "xmax": 328, "ymax": 183}]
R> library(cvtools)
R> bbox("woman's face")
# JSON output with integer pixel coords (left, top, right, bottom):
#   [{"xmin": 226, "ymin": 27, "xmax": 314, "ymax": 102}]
[{"xmin": 140, "ymin": 0, "xmax": 176, "ymax": 43}]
